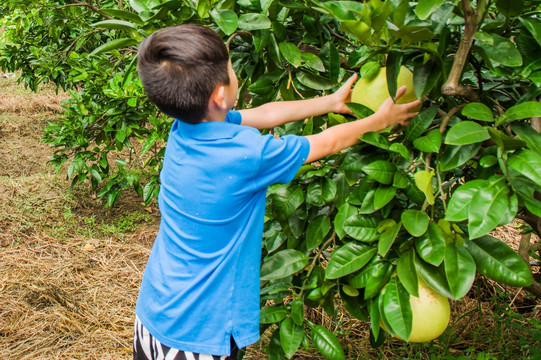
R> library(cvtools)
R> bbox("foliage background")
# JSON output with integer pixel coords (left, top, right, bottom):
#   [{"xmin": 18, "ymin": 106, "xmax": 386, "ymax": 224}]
[{"xmin": 1, "ymin": 0, "xmax": 541, "ymax": 358}]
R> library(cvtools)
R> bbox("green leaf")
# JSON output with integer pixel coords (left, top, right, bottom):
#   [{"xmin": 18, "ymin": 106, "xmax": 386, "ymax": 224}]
[
  {"xmin": 530, "ymin": 71, "xmax": 541, "ymax": 87},
  {"xmin": 414, "ymin": 170, "xmax": 435, "ymax": 205},
  {"xmin": 260, "ymin": 305, "xmax": 287, "ymax": 323},
  {"xmin": 291, "ymin": 298, "xmax": 304, "ymax": 326},
  {"xmin": 306, "ymin": 215, "xmax": 331, "ymax": 251},
  {"xmin": 405, "ymin": 106, "xmax": 439, "ymax": 141},
  {"xmin": 464, "ymin": 235, "xmax": 533, "ymax": 287},
  {"xmin": 389, "ymin": 26, "xmax": 435, "ymax": 44},
  {"xmin": 415, "ymin": 0, "xmax": 446, "ymax": 20},
  {"xmin": 129, "ymin": 0, "xmax": 149, "ymax": 13},
  {"xmin": 386, "ymin": 51, "xmax": 402, "ymax": 102},
  {"xmin": 445, "ymin": 121, "xmax": 490, "ymax": 145},
  {"xmin": 374, "ymin": 185, "xmax": 397, "ymax": 210},
  {"xmin": 141, "ymin": 132, "xmax": 160, "ymax": 155},
  {"xmin": 260, "ymin": 0, "xmax": 275, "ymax": 13},
  {"xmin": 444, "ymin": 244, "xmax": 476, "ymax": 299},
  {"xmin": 340, "ymin": 289, "xmax": 368, "ymax": 321},
  {"xmin": 397, "ymin": 249, "xmax": 419, "ymax": 297},
  {"xmin": 369, "ymin": 298, "xmax": 383, "ymax": 341},
  {"xmin": 511, "ymin": 123, "xmax": 541, "ymax": 155},
  {"xmin": 334, "ymin": 203, "xmax": 357, "ymax": 239},
  {"xmin": 415, "ymin": 222, "xmax": 446, "ymax": 266},
  {"xmin": 272, "ymin": 185, "xmax": 305, "ymax": 221},
  {"xmin": 487, "ymin": 127, "xmax": 526, "ymax": 151},
  {"xmin": 496, "ymin": 0, "xmax": 524, "ymax": 17},
  {"xmin": 462, "ymin": 102, "xmax": 494, "ymax": 122},
  {"xmin": 210, "ymin": 9, "xmax": 238, "ymax": 35},
  {"xmin": 260, "ymin": 249, "xmax": 308, "ymax": 280},
  {"xmin": 413, "ymin": 128, "xmax": 442, "ymax": 153},
  {"xmin": 382, "ymin": 277, "xmax": 412, "ymax": 341},
  {"xmin": 393, "ymin": 171, "xmax": 409, "ymax": 189},
  {"xmin": 468, "ymin": 182, "xmax": 511, "ymax": 239},
  {"xmin": 320, "ymin": 42, "xmax": 341, "ymax": 81},
  {"xmin": 295, "ymin": 71, "xmax": 336, "ymax": 90},
  {"xmin": 439, "ymin": 143, "xmax": 481, "ymax": 172},
  {"xmin": 508, "ymin": 149, "xmax": 541, "ymax": 185},
  {"xmin": 389, "ymin": 143, "xmax": 412, "ymax": 161},
  {"xmin": 325, "ymin": 242, "xmax": 376, "ymax": 279},
  {"xmin": 101, "ymin": 9, "xmax": 144, "ymax": 24},
  {"xmin": 310, "ymin": 325, "xmax": 346, "ymax": 360},
  {"xmin": 343, "ymin": 215, "xmax": 380, "ymax": 242},
  {"xmin": 279, "ymin": 42, "xmax": 302, "ymax": 68},
  {"xmin": 340, "ymin": 20, "xmax": 371, "ymax": 44},
  {"xmin": 415, "ymin": 257, "xmax": 454, "ymax": 299},
  {"xmin": 501, "ymin": 101, "xmax": 541, "ymax": 123},
  {"xmin": 90, "ymin": 38, "xmax": 138, "ymax": 56},
  {"xmin": 413, "ymin": 60, "xmax": 441, "ymax": 99},
  {"xmin": 519, "ymin": 17, "xmax": 541, "ymax": 47},
  {"xmin": 361, "ymin": 132, "xmax": 390, "ymax": 150},
  {"xmin": 476, "ymin": 33, "xmax": 522, "ymax": 67},
  {"xmin": 238, "ymin": 13, "xmax": 271, "ymax": 30},
  {"xmin": 280, "ymin": 317, "xmax": 304, "ymax": 359},
  {"xmin": 362, "ymin": 160, "xmax": 396, "ymax": 185},
  {"xmin": 352, "ymin": 259, "xmax": 393, "ymax": 299},
  {"xmin": 378, "ymin": 221, "xmax": 401, "ymax": 257},
  {"xmin": 401, "ymin": 210, "xmax": 429, "ymax": 237},
  {"xmin": 347, "ymin": 102, "xmax": 374, "ymax": 119},
  {"xmin": 301, "ymin": 53, "xmax": 325, "ymax": 72}
]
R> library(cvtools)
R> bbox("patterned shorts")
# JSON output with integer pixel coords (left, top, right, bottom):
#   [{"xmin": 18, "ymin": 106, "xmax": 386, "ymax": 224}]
[{"xmin": 133, "ymin": 316, "xmax": 238, "ymax": 360}]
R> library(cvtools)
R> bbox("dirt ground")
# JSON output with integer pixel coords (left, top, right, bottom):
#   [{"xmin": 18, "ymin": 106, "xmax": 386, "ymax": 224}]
[{"xmin": 0, "ymin": 75, "xmax": 539, "ymax": 360}]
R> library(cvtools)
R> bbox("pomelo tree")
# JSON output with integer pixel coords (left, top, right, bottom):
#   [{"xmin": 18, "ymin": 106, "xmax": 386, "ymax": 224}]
[{"xmin": 1, "ymin": 0, "xmax": 540, "ymax": 358}]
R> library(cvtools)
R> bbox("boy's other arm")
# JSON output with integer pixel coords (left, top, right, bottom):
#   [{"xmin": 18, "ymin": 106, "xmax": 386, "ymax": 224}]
[
  {"xmin": 304, "ymin": 86, "xmax": 420, "ymax": 164},
  {"xmin": 238, "ymin": 75, "xmax": 357, "ymax": 130}
]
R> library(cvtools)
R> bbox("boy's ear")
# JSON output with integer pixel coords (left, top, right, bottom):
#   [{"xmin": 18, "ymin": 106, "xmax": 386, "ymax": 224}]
[{"xmin": 209, "ymin": 84, "xmax": 228, "ymax": 110}]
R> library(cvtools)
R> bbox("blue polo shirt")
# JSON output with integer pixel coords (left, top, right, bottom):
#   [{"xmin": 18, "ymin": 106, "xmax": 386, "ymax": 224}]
[{"xmin": 135, "ymin": 111, "xmax": 310, "ymax": 355}]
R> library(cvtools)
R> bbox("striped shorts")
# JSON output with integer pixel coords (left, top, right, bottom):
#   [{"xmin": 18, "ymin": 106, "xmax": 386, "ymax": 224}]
[{"xmin": 133, "ymin": 316, "xmax": 238, "ymax": 360}]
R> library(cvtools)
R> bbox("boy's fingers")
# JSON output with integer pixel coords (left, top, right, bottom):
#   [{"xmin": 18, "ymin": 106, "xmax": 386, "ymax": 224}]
[
  {"xmin": 408, "ymin": 99, "xmax": 422, "ymax": 110},
  {"xmin": 394, "ymin": 85, "xmax": 407, "ymax": 101},
  {"xmin": 343, "ymin": 73, "xmax": 358, "ymax": 89}
]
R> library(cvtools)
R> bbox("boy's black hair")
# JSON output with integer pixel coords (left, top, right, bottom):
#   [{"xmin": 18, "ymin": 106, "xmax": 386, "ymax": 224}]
[{"xmin": 137, "ymin": 24, "xmax": 230, "ymax": 124}]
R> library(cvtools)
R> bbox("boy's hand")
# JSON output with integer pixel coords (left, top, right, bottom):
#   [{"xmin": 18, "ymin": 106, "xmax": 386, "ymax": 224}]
[
  {"xmin": 329, "ymin": 74, "xmax": 358, "ymax": 114},
  {"xmin": 376, "ymin": 86, "xmax": 421, "ymax": 129}
]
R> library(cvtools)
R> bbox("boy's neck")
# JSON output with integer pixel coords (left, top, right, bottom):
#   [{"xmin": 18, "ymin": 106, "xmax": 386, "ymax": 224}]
[{"xmin": 201, "ymin": 107, "xmax": 228, "ymax": 123}]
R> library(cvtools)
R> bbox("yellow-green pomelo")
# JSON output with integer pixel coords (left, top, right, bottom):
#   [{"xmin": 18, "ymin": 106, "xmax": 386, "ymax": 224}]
[
  {"xmin": 351, "ymin": 66, "xmax": 420, "ymax": 112},
  {"xmin": 397, "ymin": 278, "xmax": 451, "ymax": 343}
]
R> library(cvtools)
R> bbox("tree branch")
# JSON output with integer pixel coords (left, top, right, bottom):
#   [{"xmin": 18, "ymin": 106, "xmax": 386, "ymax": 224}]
[
  {"xmin": 53, "ymin": 0, "xmax": 113, "ymax": 19},
  {"xmin": 441, "ymin": 0, "xmax": 487, "ymax": 101},
  {"xmin": 518, "ymin": 233, "xmax": 541, "ymax": 298}
]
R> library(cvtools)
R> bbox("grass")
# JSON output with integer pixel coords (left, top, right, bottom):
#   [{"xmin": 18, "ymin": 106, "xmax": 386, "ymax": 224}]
[{"xmin": 0, "ymin": 74, "xmax": 539, "ymax": 359}]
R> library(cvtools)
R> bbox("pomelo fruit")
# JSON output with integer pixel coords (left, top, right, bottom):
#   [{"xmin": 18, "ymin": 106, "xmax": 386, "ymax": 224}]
[
  {"xmin": 351, "ymin": 66, "xmax": 420, "ymax": 112},
  {"xmin": 382, "ymin": 277, "xmax": 451, "ymax": 343}
]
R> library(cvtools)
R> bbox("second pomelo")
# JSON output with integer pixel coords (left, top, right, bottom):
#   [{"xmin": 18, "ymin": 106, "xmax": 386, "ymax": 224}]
[
  {"xmin": 382, "ymin": 277, "xmax": 451, "ymax": 343},
  {"xmin": 351, "ymin": 66, "xmax": 420, "ymax": 112}
]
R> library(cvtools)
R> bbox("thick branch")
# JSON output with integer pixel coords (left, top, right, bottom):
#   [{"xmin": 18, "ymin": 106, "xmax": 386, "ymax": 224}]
[
  {"xmin": 441, "ymin": 0, "xmax": 487, "ymax": 101},
  {"xmin": 518, "ymin": 233, "xmax": 541, "ymax": 298}
]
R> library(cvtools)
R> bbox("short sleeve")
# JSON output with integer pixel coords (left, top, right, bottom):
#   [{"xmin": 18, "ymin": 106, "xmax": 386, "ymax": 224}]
[
  {"xmin": 253, "ymin": 134, "xmax": 310, "ymax": 189},
  {"xmin": 225, "ymin": 110, "xmax": 242, "ymax": 125}
]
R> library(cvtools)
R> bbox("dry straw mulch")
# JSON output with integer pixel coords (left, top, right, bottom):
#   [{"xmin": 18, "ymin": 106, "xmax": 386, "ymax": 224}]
[{"xmin": 0, "ymin": 232, "xmax": 154, "ymax": 360}]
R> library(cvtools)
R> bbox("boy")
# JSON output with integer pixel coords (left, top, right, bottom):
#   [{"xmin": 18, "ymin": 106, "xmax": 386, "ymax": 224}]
[{"xmin": 134, "ymin": 24, "xmax": 420, "ymax": 360}]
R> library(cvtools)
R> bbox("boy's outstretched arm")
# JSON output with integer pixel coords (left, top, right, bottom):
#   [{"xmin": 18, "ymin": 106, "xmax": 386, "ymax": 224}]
[
  {"xmin": 304, "ymin": 86, "xmax": 420, "ymax": 164},
  {"xmin": 238, "ymin": 75, "xmax": 358, "ymax": 129}
]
